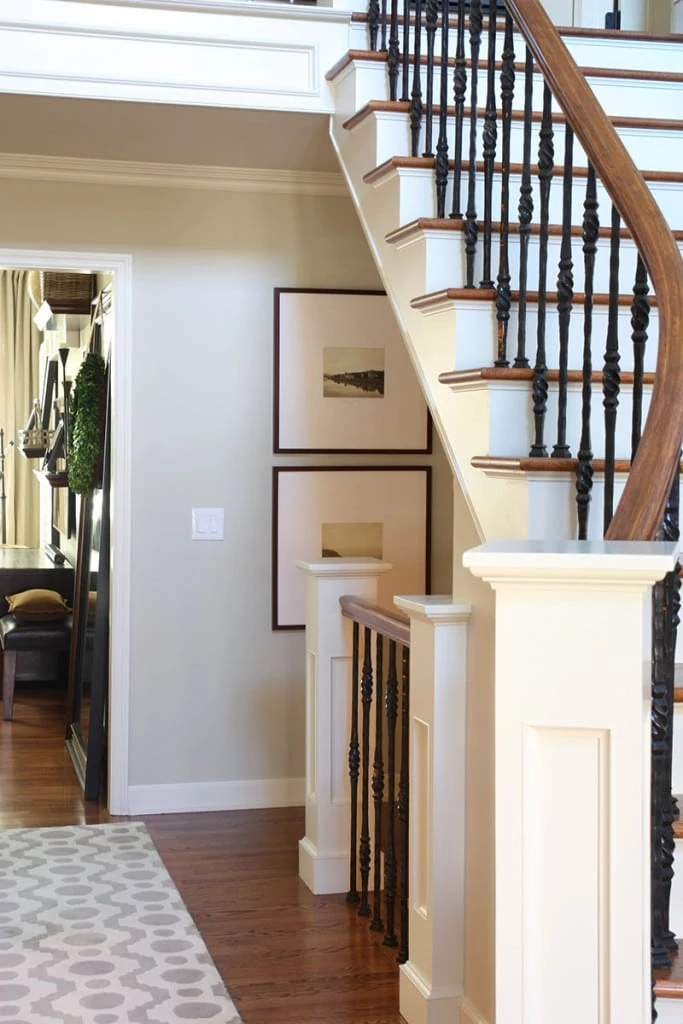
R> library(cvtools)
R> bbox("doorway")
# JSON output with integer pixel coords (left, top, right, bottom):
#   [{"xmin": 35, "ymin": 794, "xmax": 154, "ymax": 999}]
[{"xmin": 0, "ymin": 247, "xmax": 132, "ymax": 814}]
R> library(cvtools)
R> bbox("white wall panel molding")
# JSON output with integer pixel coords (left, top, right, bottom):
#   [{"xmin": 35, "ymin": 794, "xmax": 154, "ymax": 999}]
[
  {"xmin": 0, "ymin": 0, "xmax": 350, "ymax": 111},
  {"xmin": 0, "ymin": 152, "xmax": 347, "ymax": 195}
]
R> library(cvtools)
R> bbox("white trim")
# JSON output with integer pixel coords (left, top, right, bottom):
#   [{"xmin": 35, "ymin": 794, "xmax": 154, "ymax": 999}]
[
  {"xmin": 459, "ymin": 998, "xmax": 490, "ymax": 1024},
  {"xmin": 0, "ymin": 0, "xmax": 351, "ymax": 25},
  {"xmin": 298, "ymin": 836, "xmax": 348, "ymax": 895},
  {"xmin": 0, "ymin": 153, "xmax": 347, "ymax": 196},
  {"xmin": 128, "ymin": 777, "xmax": 306, "ymax": 815},
  {"xmin": 0, "ymin": 246, "xmax": 132, "ymax": 816}
]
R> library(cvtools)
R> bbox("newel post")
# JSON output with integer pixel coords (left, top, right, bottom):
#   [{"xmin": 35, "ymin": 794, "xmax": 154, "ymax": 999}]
[
  {"xmin": 393, "ymin": 596, "xmax": 472, "ymax": 1024},
  {"xmin": 296, "ymin": 557, "xmax": 392, "ymax": 895},
  {"xmin": 464, "ymin": 539, "xmax": 677, "ymax": 1024}
]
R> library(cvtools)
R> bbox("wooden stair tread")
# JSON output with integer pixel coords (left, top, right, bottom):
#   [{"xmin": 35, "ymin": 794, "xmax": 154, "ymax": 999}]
[
  {"xmin": 412, "ymin": 287, "xmax": 659, "ymax": 310},
  {"xmin": 440, "ymin": 367, "xmax": 656, "ymax": 387},
  {"xmin": 675, "ymin": 664, "xmax": 683, "ymax": 702},
  {"xmin": 344, "ymin": 99, "xmax": 683, "ymax": 134},
  {"xmin": 655, "ymin": 941, "xmax": 683, "ymax": 999},
  {"xmin": 329, "ymin": 48, "xmax": 683, "ymax": 85},
  {"xmin": 386, "ymin": 216, "xmax": 683, "ymax": 246},
  {"xmin": 470, "ymin": 456, "xmax": 683, "ymax": 475}
]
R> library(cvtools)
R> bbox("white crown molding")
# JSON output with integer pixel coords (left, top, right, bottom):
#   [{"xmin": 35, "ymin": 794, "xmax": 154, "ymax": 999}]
[{"xmin": 0, "ymin": 152, "xmax": 348, "ymax": 195}]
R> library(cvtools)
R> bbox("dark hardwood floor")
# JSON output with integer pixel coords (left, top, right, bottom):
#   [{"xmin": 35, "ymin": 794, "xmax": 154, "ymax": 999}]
[{"xmin": 0, "ymin": 685, "xmax": 405, "ymax": 1024}]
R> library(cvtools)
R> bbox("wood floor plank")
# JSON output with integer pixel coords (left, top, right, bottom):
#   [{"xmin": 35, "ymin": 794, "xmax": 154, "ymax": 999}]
[{"xmin": 0, "ymin": 687, "xmax": 405, "ymax": 1023}]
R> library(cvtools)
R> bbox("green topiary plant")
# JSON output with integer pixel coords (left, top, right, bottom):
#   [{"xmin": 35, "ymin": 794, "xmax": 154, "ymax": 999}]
[{"xmin": 68, "ymin": 352, "xmax": 106, "ymax": 495}]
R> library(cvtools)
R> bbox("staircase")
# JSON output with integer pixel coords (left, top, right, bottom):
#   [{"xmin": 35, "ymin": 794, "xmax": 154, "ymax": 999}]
[{"xmin": 326, "ymin": 3, "xmax": 683, "ymax": 1019}]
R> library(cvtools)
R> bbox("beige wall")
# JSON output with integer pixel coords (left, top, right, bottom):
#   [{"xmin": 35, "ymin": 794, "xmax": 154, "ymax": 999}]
[{"xmin": 0, "ymin": 176, "xmax": 453, "ymax": 793}]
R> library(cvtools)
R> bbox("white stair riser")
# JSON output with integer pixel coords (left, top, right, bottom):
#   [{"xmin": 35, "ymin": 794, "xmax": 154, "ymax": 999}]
[
  {"xmin": 338, "ymin": 57, "xmax": 683, "ymax": 124},
  {"xmin": 455, "ymin": 379, "xmax": 654, "ymax": 461},
  {"xmin": 673, "ymin": 704, "xmax": 683, "ymax": 796},
  {"xmin": 342, "ymin": 107, "xmax": 683, "ymax": 182},
  {"xmin": 654, "ymin": 999, "xmax": 683, "ymax": 1023},
  {"xmin": 670, "ymin": 837, "xmax": 683, "ymax": 945},
  {"xmin": 348, "ymin": 23, "xmax": 683, "ymax": 74},
  {"xmin": 424, "ymin": 299, "xmax": 660, "ymax": 374}
]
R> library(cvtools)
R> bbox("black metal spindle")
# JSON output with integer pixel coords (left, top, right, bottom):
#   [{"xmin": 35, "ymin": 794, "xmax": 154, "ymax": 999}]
[
  {"xmin": 631, "ymin": 254, "xmax": 650, "ymax": 460},
  {"xmin": 435, "ymin": 0, "xmax": 450, "ymax": 217},
  {"xmin": 494, "ymin": 12, "xmax": 515, "ymax": 365},
  {"xmin": 450, "ymin": 0, "xmax": 467, "ymax": 219},
  {"xmin": 401, "ymin": 0, "xmax": 411, "ymax": 101},
  {"xmin": 370, "ymin": 633, "xmax": 385, "ymax": 933},
  {"xmin": 380, "ymin": 0, "xmax": 388, "ymax": 51},
  {"xmin": 464, "ymin": 0, "xmax": 482, "ymax": 286},
  {"xmin": 602, "ymin": 203, "xmax": 622, "ymax": 534},
  {"xmin": 480, "ymin": 4, "xmax": 497, "ymax": 287},
  {"xmin": 576, "ymin": 163, "xmax": 598, "ymax": 540},
  {"xmin": 423, "ymin": 0, "xmax": 439, "ymax": 157},
  {"xmin": 347, "ymin": 622, "xmax": 360, "ymax": 904},
  {"xmin": 387, "ymin": 0, "xmax": 400, "ymax": 101},
  {"xmin": 514, "ymin": 46, "xmax": 534, "ymax": 368},
  {"xmin": 551, "ymin": 123, "xmax": 574, "ymax": 458},
  {"xmin": 410, "ymin": 0, "xmax": 424, "ymax": 157},
  {"xmin": 529, "ymin": 83, "xmax": 554, "ymax": 457},
  {"xmin": 358, "ymin": 627, "xmax": 373, "ymax": 918},
  {"xmin": 397, "ymin": 645, "xmax": 410, "ymax": 965},
  {"xmin": 383, "ymin": 640, "xmax": 399, "ymax": 948},
  {"xmin": 368, "ymin": 0, "xmax": 381, "ymax": 50}
]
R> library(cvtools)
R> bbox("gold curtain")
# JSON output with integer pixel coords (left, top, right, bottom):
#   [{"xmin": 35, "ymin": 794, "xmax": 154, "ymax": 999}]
[{"xmin": 0, "ymin": 270, "xmax": 42, "ymax": 546}]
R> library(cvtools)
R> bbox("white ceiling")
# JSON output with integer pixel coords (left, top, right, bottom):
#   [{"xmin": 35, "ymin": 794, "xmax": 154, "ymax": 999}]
[{"xmin": 0, "ymin": 93, "xmax": 339, "ymax": 171}]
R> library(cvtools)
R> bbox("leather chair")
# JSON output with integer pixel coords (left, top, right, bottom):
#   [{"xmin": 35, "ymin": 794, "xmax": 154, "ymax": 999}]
[{"xmin": 0, "ymin": 615, "xmax": 72, "ymax": 720}]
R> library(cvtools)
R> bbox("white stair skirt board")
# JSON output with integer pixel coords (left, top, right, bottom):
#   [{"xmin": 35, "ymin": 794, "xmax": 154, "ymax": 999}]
[
  {"xmin": 673, "ymin": 704, "xmax": 683, "ymax": 794},
  {"xmin": 655, "ymin": 999, "xmax": 683, "ymax": 1023},
  {"xmin": 127, "ymin": 777, "xmax": 305, "ymax": 815},
  {"xmin": 671, "ymin": 839, "xmax": 683, "ymax": 940}
]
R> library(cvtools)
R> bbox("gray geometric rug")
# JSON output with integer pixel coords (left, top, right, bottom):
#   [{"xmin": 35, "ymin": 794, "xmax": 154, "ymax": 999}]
[{"xmin": 0, "ymin": 822, "xmax": 243, "ymax": 1023}]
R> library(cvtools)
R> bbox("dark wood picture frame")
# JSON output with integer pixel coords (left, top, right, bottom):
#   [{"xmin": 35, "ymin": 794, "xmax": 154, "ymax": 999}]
[
  {"xmin": 273, "ymin": 288, "xmax": 432, "ymax": 455},
  {"xmin": 272, "ymin": 465, "xmax": 432, "ymax": 631}
]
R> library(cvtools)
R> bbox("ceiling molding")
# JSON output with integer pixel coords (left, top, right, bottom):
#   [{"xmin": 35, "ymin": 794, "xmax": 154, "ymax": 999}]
[{"xmin": 0, "ymin": 152, "xmax": 347, "ymax": 196}]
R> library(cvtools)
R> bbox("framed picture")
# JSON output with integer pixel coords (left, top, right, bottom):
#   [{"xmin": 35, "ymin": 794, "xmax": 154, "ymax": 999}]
[
  {"xmin": 272, "ymin": 466, "xmax": 431, "ymax": 630},
  {"xmin": 273, "ymin": 288, "xmax": 431, "ymax": 453}
]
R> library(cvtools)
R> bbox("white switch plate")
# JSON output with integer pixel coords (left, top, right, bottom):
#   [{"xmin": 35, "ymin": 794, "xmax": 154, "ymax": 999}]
[{"xmin": 191, "ymin": 507, "xmax": 224, "ymax": 541}]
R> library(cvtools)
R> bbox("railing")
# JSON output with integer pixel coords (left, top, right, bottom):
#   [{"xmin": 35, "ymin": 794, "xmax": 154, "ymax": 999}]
[
  {"xmin": 340, "ymin": 596, "xmax": 411, "ymax": 964},
  {"xmin": 362, "ymin": 0, "xmax": 683, "ymax": 1013}
]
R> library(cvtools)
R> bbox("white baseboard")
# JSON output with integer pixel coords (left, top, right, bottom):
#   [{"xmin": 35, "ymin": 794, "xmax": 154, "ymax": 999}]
[
  {"xmin": 655, "ymin": 998, "xmax": 683, "ymax": 1024},
  {"xmin": 459, "ymin": 997, "xmax": 490, "ymax": 1024},
  {"xmin": 127, "ymin": 777, "xmax": 305, "ymax": 815}
]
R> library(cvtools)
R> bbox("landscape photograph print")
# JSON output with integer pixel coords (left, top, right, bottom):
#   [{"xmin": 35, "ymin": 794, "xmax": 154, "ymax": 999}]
[{"xmin": 323, "ymin": 347, "xmax": 385, "ymax": 399}]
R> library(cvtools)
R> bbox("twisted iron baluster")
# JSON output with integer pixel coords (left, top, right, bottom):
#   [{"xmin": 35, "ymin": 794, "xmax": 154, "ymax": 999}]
[
  {"xmin": 435, "ymin": 0, "xmax": 450, "ymax": 217},
  {"xmin": 464, "ymin": 0, "xmax": 482, "ymax": 286},
  {"xmin": 602, "ymin": 204, "xmax": 621, "ymax": 534},
  {"xmin": 397, "ymin": 646, "xmax": 410, "ymax": 965},
  {"xmin": 576, "ymin": 163, "xmax": 598, "ymax": 540},
  {"xmin": 631, "ymin": 254, "xmax": 650, "ymax": 460},
  {"xmin": 450, "ymin": 0, "xmax": 467, "ymax": 219},
  {"xmin": 423, "ymin": 0, "xmax": 439, "ymax": 157},
  {"xmin": 358, "ymin": 627, "xmax": 373, "ymax": 918},
  {"xmin": 529, "ymin": 83, "xmax": 554, "ymax": 457},
  {"xmin": 387, "ymin": 0, "xmax": 401, "ymax": 101},
  {"xmin": 551, "ymin": 123, "xmax": 574, "ymax": 458},
  {"xmin": 370, "ymin": 633, "xmax": 385, "ymax": 933},
  {"xmin": 347, "ymin": 622, "xmax": 360, "ymax": 904},
  {"xmin": 514, "ymin": 46, "xmax": 534, "ymax": 368},
  {"xmin": 368, "ymin": 0, "xmax": 380, "ymax": 50},
  {"xmin": 401, "ymin": 0, "xmax": 411, "ymax": 101},
  {"xmin": 480, "ymin": 3, "xmax": 497, "ymax": 288},
  {"xmin": 380, "ymin": 0, "xmax": 388, "ymax": 51},
  {"xmin": 494, "ymin": 12, "xmax": 515, "ymax": 366},
  {"xmin": 410, "ymin": 0, "xmax": 424, "ymax": 157},
  {"xmin": 383, "ymin": 641, "xmax": 399, "ymax": 948}
]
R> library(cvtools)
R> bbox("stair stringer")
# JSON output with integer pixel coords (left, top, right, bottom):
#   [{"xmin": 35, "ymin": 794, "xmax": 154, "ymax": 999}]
[{"xmin": 330, "ymin": 105, "xmax": 535, "ymax": 544}]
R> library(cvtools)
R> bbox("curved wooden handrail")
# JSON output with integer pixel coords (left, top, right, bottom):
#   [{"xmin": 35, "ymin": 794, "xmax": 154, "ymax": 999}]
[
  {"xmin": 505, "ymin": 0, "xmax": 683, "ymax": 540},
  {"xmin": 339, "ymin": 596, "xmax": 411, "ymax": 647}
]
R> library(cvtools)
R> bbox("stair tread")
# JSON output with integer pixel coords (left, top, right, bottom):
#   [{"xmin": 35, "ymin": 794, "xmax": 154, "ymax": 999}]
[
  {"xmin": 655, "ymin": 941, "xmax": 683, "ymax": 999},
  {"xmin": 386, "ymin": 216, "xmax": 683, "ymax": 245},
  {"xmin": 411, "ymin": 287, "xmax": 659, "ymax": 310},
  {"xmin": 330, "ymin": 48, "xmax": 683, "ymax": 85},
  {"xmin": 440, "ymin": 367, "xmax": 657, "ymax": 386},
  {"xmin": 470, "ymin": 455, "xmax": 682, "ymax": 474},
  {"xmin": 343, "ymin": 99, "xmax": 683, "ymax": 134}
]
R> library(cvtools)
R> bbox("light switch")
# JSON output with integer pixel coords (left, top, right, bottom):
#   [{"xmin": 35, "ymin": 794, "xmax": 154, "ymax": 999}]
[{"xmin": 192, "ymin": 507, "xmax": 224, "ymax": 541}]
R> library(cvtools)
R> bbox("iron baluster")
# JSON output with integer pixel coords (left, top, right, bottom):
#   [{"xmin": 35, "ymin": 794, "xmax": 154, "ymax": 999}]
[
  {"xmin": 370, "ymin": 633, "xmax": 385, "ymax": 933},
  {"xmin": 602, "ymin": 203, "xmax": 622, "ymax": 534},
  {"xmin": 387, "ymin": 0, "xmax": 401, "ymax": 100},
  {"xmin": 410, "ymin": 0, "xmax": 425, "ymax": 157},
  {"xmin": 576, "ymin": 163, "xmax": 598, "ymax": 540},
  {"xmin": 368, "ymin": 0, "xmax": 381, "ymax": 51},
  {"xmin": 631, "ymin": 253, "xmax": 650, "ymax": 460},
  {"xmin": 494, "ymin": 11, "xmax": 515, "ymax": 366},
  {"xmin": 514, "ymin": 46, "xmax": 535, "ymax": 368},
  {"xmin": 551, "ymin": 123, "xmax": 574, "ymax": 458},
  {"xmin": 397, "ymin": 645, "xmax": 410, "ymax": 965},
  {"xmin": 464, "ymin": 0, "xmax": 482, "ymax": 286},
  {"xmin": 383, "ymin": 640, "xmax": 399, "ymax": 948},
  {"xmin": 529, "ymin": 82, "xmax": 554, "ymax": 457},
  {"xmin": 358, "ymin": 627, "xmax": 373, "ymax": 918},
  {"xmin": 435, "ymin": 0, "xmax": 451, "ymax": 218},
  {"xmin": 380, "ymin": 0, "xmax": 388, "ymax": 52},
  {"xmin": 480, "ymin": 2, "xmax": 497, "ymax": 288},
  {"xmin": 347, "ymin": 622, "xmax": 360, "ymax": 904},
  {"xmin": 450, "ymin": 0, "xmax": 467, "ymax": 219},
  {"xmin": 423, "ymin": 0, "xmax": 439, "ymax": 157},
  {"xmin": 401, "ymin": 0, "xmax": 411, "ymax": 101}
]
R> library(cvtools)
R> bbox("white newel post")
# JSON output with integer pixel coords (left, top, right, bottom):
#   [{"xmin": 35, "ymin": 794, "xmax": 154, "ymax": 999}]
[
  {"xmin": 393, "ymin": 597, "xmax": 472, "ymax": 1024},
  {"xmin": 297, "ymin": 557, "xmax": 392, "ymax": 895},
  {"xmin": 464, "ymin": 540, "xmax": 677, "ymax": 1024}
]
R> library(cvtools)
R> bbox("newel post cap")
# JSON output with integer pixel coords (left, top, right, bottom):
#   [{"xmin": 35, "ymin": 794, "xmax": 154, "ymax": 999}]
[
  {"xmin": 464, "ymin": 539, "xmax": 677, "ymax": 587},
  {"xmin": 296, "ymin": 556, "xmax": 393, "ymax": 579}
]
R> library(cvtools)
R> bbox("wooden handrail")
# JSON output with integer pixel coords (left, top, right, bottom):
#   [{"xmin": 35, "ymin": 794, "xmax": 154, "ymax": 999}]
[
  {"xmin": 339, "ymin": 596, "xmax": 411, "ymax": 647},
  {"xmin": 505, "ymin": 0, "xmax": 683, "ymax": 540}
]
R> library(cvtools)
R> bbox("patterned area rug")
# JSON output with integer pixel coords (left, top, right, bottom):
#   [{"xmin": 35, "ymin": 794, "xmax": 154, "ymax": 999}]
[{"xmin": 0, "ymin": 822, "xmax": 243, "ymax": 1023}]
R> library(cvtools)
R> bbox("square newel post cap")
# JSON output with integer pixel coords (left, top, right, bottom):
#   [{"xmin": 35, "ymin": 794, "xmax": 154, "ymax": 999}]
[
  {"xmin": 463, "ymin": 539, "xmax": 678, "ymax": 587},
  {"xmin": 296, "ymin": 556, "xmax": 393, "ymax": 579},
  {"xmin": 395, "ymin": 595, "xmax": 472, "ymax": 624}
]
